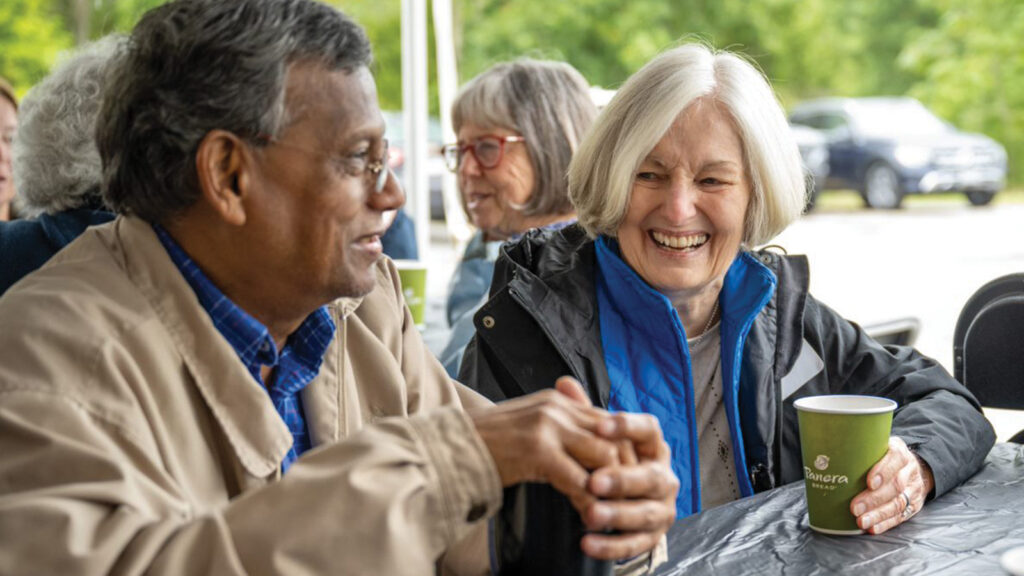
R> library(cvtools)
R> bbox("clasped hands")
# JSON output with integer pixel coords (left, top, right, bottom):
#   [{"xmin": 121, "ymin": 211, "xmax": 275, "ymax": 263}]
[{"xmin": 470, "ymin": 376, "xmax": 679, "ymax": 561}]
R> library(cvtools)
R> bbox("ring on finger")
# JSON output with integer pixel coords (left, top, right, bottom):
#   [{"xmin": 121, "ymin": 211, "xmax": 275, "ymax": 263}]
[
  {"xmin": 901, "ymin": 503, "xmax": 914, "ymax": 520},
  {"xmin": 899, "ymin": 490, "xmax": 914, "ymax": 520},
  {"xmin": 899, "ymin": 490, "xmax": 911, "ymax": 511}
]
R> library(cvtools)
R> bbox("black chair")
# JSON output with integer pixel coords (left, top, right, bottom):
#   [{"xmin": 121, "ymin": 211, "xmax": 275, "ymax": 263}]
[
  {"xmin": 864, "ymin": 317, "xmax": 921, "ymax": 347},
  {"xmin": 953, "ymin": 273, "xmax": 1024, "ymax": 444}
]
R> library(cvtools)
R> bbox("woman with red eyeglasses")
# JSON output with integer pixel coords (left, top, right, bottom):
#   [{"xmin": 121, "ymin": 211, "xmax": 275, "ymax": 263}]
[{"xmin": 438, "ymin": 59, "xmax": 597, "ymax": 378}]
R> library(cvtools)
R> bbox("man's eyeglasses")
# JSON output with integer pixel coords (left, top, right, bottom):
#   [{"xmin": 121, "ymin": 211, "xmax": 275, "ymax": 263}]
[
  {"xmin": 255, "ymin": 134, "xmax": 390, "ymax": 193},
  {"xmin": 442, "ymin": 135, "xmax": 525, "ymax": 173}
]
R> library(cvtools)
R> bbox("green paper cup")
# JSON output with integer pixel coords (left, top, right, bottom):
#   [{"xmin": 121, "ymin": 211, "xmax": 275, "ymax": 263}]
[
  {"xmin": 394, "ymin": 259, "xmax": 427, "ymax": 329},
  {"xmin": 795, "ymin": 395, "xmax": 897, "ymax": 535}
]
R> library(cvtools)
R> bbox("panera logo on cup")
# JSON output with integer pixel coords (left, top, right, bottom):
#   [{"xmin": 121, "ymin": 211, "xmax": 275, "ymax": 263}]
[
  {"xmin": 804, "ymin": 454, "xmax": 849, "ymax": 489},
  {"xmin": 814, "ymin": 455, "xmax": 830, "ymax": 470}
]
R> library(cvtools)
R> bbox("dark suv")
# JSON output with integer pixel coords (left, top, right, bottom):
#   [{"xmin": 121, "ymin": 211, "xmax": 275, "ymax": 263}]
[{"xmin": 790, "ymin": 97, "xmax": 1007, "ymax": 209}]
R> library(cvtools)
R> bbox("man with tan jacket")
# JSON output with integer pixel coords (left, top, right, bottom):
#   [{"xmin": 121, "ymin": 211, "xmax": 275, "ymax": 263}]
[{"xmin": 0, "ymin": 0, "xmax": 677, "ymax": 574}]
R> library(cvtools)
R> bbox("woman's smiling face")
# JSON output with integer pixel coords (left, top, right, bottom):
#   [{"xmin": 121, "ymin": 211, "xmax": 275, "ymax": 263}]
[{"xmin": 616, "ymin": 99, "xmax": 750, "ymax": 303}]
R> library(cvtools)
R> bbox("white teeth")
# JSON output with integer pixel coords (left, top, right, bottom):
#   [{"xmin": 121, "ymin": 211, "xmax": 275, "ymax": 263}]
[{"xmin": 651, "ymin": 231, "xmax": 709, "ymax": 250}]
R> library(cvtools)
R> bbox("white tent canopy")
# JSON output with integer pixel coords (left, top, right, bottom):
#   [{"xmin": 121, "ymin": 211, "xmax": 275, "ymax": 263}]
[{"xmin": 400, "ymin": 0, "xmax": 470, "ymax": 259}]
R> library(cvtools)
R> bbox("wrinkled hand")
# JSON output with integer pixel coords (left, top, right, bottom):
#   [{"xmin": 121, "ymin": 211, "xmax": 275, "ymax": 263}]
[
  {"xmin": 850, "ymin": 436, "xmax": 935, "ymax": 534},
  {"xmin": 468, "ymin": 377, "xmax": 621, "ymax": 512},
  {"xmin": 579, "ymin": 408, "xmax": 678, "ymax": 561}
]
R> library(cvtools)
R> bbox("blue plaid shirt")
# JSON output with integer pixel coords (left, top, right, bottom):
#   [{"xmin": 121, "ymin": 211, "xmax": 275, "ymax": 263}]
[{"xmin": 154, "ymin": 226, "xmax": 336, "ymax": 473}]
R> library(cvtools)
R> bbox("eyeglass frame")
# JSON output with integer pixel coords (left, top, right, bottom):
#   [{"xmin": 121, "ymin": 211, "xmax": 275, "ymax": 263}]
[
  {"xmin": 254, "ymin": 133, "xmax": 391, "ymax": 193},
  {"xmin": 442, "ymin": 134, "xmax": 526, "ymax": 173}
]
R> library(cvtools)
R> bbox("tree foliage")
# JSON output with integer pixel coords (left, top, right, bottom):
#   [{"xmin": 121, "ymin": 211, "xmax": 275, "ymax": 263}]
[
  {"xmin": 1, "ymin": 0, "xmax": 1020, "ymax": 181},
  {"xmin": 902, "ymin": 0, "xmax": 1024, "ymax": 182},
  {"xmin": 0, "ymin": 0, "xmax": 72, "ymax": 95},
  {"xmin": 444, "ymin": 0, "xmax": 1020, "ymax": 182}
]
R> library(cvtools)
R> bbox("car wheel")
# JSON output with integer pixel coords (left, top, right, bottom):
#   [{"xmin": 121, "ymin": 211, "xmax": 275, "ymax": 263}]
[
  {"xmin": 862, "ymin": 162, "xmax": 904, "ymax": 209},
  {"xmin": 966, "ymin": 190, "xmax": 996, "ymax": 206}
]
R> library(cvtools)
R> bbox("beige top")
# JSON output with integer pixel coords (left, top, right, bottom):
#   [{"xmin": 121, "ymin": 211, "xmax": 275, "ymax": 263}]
[{"xmin": 687, "ymin": 322, "xmax": 742, "ymax": 511}]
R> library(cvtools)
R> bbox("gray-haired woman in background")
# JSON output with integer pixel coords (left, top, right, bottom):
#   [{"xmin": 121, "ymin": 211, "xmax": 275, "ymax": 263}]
[
  {"xmin": 439, "ymin": 59, "xmax": 597, "ymax": 377},
  {"xmin": 0, "ymin": 36, "xmax": 122, "ymax": 295}
]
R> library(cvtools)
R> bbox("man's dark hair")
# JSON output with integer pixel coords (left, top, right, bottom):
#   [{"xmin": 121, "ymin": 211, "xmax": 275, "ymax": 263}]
[{"xmin": 97, "ymin": 0, "xmax": 372, "ymax": 223}]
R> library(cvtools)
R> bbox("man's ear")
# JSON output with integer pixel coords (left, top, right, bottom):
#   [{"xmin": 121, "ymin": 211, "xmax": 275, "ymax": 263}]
[{"xmin": 195, "ymin": 129, "xmax": 252, "ymax": 226}]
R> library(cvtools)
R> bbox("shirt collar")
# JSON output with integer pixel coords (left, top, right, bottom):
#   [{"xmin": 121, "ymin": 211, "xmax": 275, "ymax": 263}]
[
  {"xmin": 281, "ymin": 307, "xmax": 335, "ymax": 380},
  {"xmin": 152, "ymin": 225, "xmax": 335, "ymax": 383}
]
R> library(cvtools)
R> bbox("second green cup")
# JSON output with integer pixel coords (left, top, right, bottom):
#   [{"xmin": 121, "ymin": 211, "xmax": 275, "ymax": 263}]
[
  {"xmin": 795, "ymin": 394, "xmax": 897, "ymax": 535},
  {"xmin": 394, "ymin": 259, "xmax": 427, "ymax": 330}
]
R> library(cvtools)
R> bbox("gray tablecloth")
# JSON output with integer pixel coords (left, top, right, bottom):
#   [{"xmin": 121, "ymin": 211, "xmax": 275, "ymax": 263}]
[{"xmin": 655, "ymin": 443, "xmax": 1024, "ymax": 575}]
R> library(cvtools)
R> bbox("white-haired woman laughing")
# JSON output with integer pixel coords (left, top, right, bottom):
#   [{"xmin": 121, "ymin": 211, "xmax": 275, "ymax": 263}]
[{"xmin": 460, "ymin": 43, "xmax": 994, "ymax": 534}]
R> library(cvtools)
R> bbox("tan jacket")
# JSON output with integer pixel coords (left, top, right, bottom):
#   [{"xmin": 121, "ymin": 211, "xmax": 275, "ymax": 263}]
[{"xmin": 0, "ymin": 216, "xmax": 501, "ymax": 575}]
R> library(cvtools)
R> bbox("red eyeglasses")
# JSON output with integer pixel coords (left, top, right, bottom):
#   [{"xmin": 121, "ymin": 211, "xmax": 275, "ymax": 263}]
[{"xmin": 442, "ymin": 135, "xmax": 525, "ymax": 172}]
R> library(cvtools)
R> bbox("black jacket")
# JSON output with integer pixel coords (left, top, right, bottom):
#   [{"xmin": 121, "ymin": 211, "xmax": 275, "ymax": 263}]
[{"xmin": 459, "ymin": 224, "xmax": 995, "ymax": 497}]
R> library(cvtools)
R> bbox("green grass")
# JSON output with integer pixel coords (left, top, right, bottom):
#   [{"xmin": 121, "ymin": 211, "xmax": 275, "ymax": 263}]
[{"xmin": 813, "ymin": 187, "xmax": 1024, "ymax": 212}]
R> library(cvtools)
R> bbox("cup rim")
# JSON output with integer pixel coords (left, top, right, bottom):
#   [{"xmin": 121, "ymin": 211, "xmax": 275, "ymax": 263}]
[{"xmin": 794, "ymin": 394, "xmax": 897, "ymax": 415}]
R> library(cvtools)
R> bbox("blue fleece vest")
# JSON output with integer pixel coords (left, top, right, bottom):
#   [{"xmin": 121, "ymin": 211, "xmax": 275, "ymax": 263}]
[{"xmin": 594, "ymin": 237, "xmax": 777, "ymax": 518}]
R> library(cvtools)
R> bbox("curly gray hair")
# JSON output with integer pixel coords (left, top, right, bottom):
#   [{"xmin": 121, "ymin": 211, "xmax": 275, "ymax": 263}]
[
  {"xmin": 97, "ymin": 0, "xmax": 372, "ymax": 224},
  {"xmin": 12, "ymin": 35, "xmax": 124, "ymax": 217}
]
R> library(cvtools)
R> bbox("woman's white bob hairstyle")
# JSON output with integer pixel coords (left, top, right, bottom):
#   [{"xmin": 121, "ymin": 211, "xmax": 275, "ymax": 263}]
[{"xmin": 568, "ymin": 43, "xmax": 807, "ymax": 246}]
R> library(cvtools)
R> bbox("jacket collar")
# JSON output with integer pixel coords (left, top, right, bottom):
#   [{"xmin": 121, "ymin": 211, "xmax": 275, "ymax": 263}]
[
  {"xmin": 300, "ymin": 295, "xmax": 362, "ymax": 447},
  {"xmin": 590, "ymin": 236, "xmax": 779, "ymax": 351},
  {"xmin": 495, "ymin": 225, "xmax": 608, "ymax": 404},
  {"xmin": 757, "ymin": 251, "xmax": 808, "ymax": 380},
  {"xmin": 109, "ymin": 216, "xmax": 361, "ymax": 477},
  {"xmin": 498, "ymin": 224, "xmax": 599, "ymax": 323},
  {"xmin": 497, "ymin": 227, "xmax": 808, "ymax": 365}
]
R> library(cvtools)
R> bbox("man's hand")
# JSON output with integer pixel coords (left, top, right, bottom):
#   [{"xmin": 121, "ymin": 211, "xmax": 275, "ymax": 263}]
[
  {"xmin": 580, "ymin": 409, "xmax": 678, "ymax": 560},
  {"xmin": 556, "ymin": 377, "xmax": 677, "ymax": 559},
  {"xmin": 850, "ymin": 436, "xmax": 935, "ymax": 534},
  {"xmin": 468, "ymin": 377, "xmax": 622, "ymax": 512}
]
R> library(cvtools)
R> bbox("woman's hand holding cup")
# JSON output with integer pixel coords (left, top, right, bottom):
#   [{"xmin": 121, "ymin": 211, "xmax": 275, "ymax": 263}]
[{"xmin": 850, "ymin": 436, "xmax": 935, "ymax": 535}]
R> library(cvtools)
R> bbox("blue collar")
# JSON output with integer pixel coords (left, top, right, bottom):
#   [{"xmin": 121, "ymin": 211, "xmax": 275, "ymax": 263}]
[
  {"xmin": 594, "ymin": 236, "xmax": 776, "ymax": 517},
  {"xmin": 152, "ymin": 225, "xmax": 335, "ymax": 386}
]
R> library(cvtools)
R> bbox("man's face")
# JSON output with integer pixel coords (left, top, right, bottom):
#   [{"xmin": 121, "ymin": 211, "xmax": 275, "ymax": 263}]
[{"xmin": 246, "ymin": 63, "xmax": 402, "ymax": 304}]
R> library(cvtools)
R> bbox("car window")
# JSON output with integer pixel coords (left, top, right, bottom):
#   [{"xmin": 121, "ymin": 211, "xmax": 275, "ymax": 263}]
[
  {"xmin": 852, "ymin": 101, "xmax": 950, "ymax": 137},
  {"xmin": 794, "ymin": 114, "xmax": 845, "ymax": 132},
  {"xmin": 818, "ymin": 114, "xmax": 848, "ymax": 131}
]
